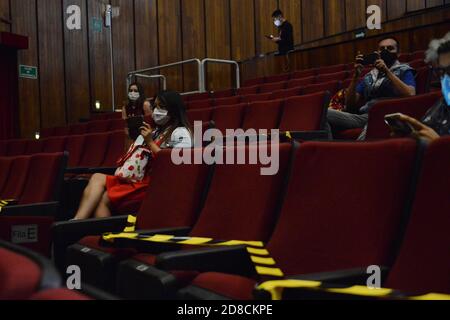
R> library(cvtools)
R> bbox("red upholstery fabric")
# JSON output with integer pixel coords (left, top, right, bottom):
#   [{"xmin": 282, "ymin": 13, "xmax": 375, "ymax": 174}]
[
  {"xmin": 408, "ymin": 59, "xmax": 427, "ymax": 70},
  {"xmin": 385, "ymin": 137, "xmax": 450, "ymax": 294},
  {"xmin": 242, "ymin": 100, "xmax": 283, "ymax": 131},
  {"xmin": 212, "ymin": 104, "xmax": 246, "ymax": 134},
  {"xmin": 188, "ymin": 99, "xmax": 213, "ymax": 110},
  {"xmin": 291, "ymin": 69, "xmax": 317, "ymax": 79},
  {"xmin": 317, "ymin": 71, "xmax": 348, "ymax": 84},
  {"xmin": 259, "ymin": 81, "xmax": 287, "ymax": 94},
  {"xmin": 271, "ymin": 87, "xmax": 302, "ymax": 100},
  {"xmin": 108, "ymin": 119, "xmax": 126, "ymax": 131},
  {"xmin": 365, "ymin": 92, "xmax": 442, "ymax": 140},
  {"xmin": 214, "ymin": 96, "xmax": 241, "ymax": 107},
  {"xmin": 189, "ymin": 144, "xmax": 291, "ymax": 242},
  {"xmin": 0, "ymin": 157, "xmax": 13, "ymax": 194},
  {"xmin": 187, "ymin": 108, "xmax": 213, "ymax": 124},
  {"xmin": 317, "ymin": 64, "xmax": 347, "ymax": 75},
  {"xmin": 0, "ymin": 140, "xmax": 6, "ymax": 156},
  {"xmin": 191, "ymin": 272, "xmax": 257, "ymax": 300},
  {"xmin": 267, "ymin": 140, "xmax": 418, "ymax": 276},
  {"xmin": 415, "ymin": 66, "xmax": 432, "ymax": 95},
  {"xmin": 25, "ymin": 140, "xmax": 44, "ymax": 155},
  {"xmin": 42, "ymin": 136, "xmax": 67, "ymax": 153},
  {"xmin": 279, "ymin": 92, "xmax": 328, "ymax": 132},
  {"xmin": 286, "ymin": 76, "xmax": 315, "ymax": 88},
  {"xmin": 19, "ymin": 153, "xmax": 64, "ymax": 204},
  {"xmin": 410, "ymin": 50, "xmax": 425, "ymax": 61},
  {"xmin": 398, "ymin": 53, "xmax": 412, "ymax": 63},
  {"xmin": 212, "ymin": 89, "xmax": 235, "ymax": 99},
  {"xmin": 102, "ymin": 130, "xmax": 126, "ymax": 167},
  {"xmin": 334, "ymin": 128, "xmax": 363, "ymax": 140},
  {"xmin": 52, "ymin": 126, "xmax": 70, "ymax": 137},
  {"xmin": 0, "ymin": 248, "xmax": 41, "ymax": 300},
  {"xmin": 241, "ymin": 93, "xmax": 272, "ymax": 104},
  {"xmin": 88, "ymin": 120, "xmax": 110, "ymax": 134},
  {"xmin": 265, "ymin": 73, "xmax": 291, "ymax": 83},
  {"xmin": 30, "ymin": 289, "xmax": 91, "ymax": 301},
  {"xmin": 69, "ymin": 123, "xmax": 88, "ymax": 136},
  {"xmin": 77, "ymin": 133, "xmax": 110, "ymax": 168},
  {"xmin": 242, "ymin": 78, "xmax": 265, "ymax": 88},
  {"xmin": 65, "ymin": 135, "xmax": 86, "ymax": 168},
  {"xmin": 185, "ymin": 92, "xmax": 211, "ymax": 102},
  {"xmin": 236, "ymin": 85, "xmax": 259, "ymax": 96},
  {"xmin": 6, "ymin": 139, "xmax": 27, "ymax": 156},
  {"xmin": 40, "ymin": 127, "xmax": 54, "ymax": 139},
  {"xmin": 1, "ymin": 156, "xmax": 30, "ymax": 200},
  {"xmin": 302, "ymin": 81, "xmax": 340, "ymax": 96}
]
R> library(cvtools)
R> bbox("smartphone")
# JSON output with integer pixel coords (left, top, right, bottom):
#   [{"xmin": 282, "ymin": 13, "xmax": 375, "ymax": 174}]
[
  {"xmin": 361, "ymin": 52, "xmax": 380, "ymax": 66},
  {"xmin": 384, "ymin": 113, "xmax": 415, "ymax": 135},
  {"xmin": 127, "ymin": 116, "xmax": 144, "ymax": 140}
]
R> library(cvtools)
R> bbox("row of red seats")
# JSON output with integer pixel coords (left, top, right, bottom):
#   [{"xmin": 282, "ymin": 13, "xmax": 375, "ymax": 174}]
[
  {"xmin": 39, "ymin": 118, "xmax": 125, "ymax": 139},
  {"xmin": 0, "ymin": 131, "xmax": 126, "ymax": 171},
  {"xmin": 186, "ymin": 91, "xmax": 330, "ymax": 135},
  {"xmin": 54, "ymin": 137, "xmax": 449, "ymax": 300}
]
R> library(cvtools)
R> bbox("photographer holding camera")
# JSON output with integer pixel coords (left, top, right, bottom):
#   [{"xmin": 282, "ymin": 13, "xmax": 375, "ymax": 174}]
[{"xmin": 326, "ymin": 37, "xmax": 417, "ymax": 140}]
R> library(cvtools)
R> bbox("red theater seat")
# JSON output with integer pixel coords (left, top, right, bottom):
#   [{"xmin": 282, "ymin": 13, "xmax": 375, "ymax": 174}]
[
  {"xmin": 88, "ymin": 120, "xmax": 111, "ymax": 134},
  {"xmin": 0, "ymin": 156, "xmax": 31, "ymax": 200},
  {"xmin": 65, "ymin": 135, "xmax": 87, "ymax": 168},
  {"xmin": 236, "ymin": 85, "xmax": 259, "ymax": 96},
  {"xmin": 317, "ymin": 64, "xmax": 347, "ymax": 75},
  {"xmin": 259, "ymin": 81, "xmax": 287, "ymax": 94},
  {"xmin": 108, "ymin": 119, "xmax": 126, "ymax": 132},
  {"xmin": 291, "ymin": 69, "xmax": 317, "ymax": 79},
  {"xmin": 286, "ymin": 76, "xmax": 316, "ymax": 88},
  {"xmin": 316, "ymin": 71, "xmax": 348, "ymax": 83},
  {"xmin": 212, "ymin": 89, "xmax": 235, "ymax": 99},
  {"xmin": 187, "ymin": 108, "xmax": 213, "ymax": 124},
  {"xmin": 241, "ymin": 92, "xmax": 272, "ymax": 103},
  {"xmin": 241, "ymin": 100, "xmax": 283, "ymax": 131},
  {"xmin": 6, "ymin": 139, "xmax": 27, "ymax": 156},
  {"xmin": 265, "ymin": 73, "xmax": 291, "ymax": 83},
  {"xmin": 69, "ymin": 123, "xmax": 88, "ymax": 136},
  {"xmin": 42, "ymin": 136, "xmax": 67, "ymax": 153},
  {"xmin": 102, "ymin": 130, "xmax": 126, "ymax": 168},
  {"xmin": 302, "ymin": 81, "xmax": 340, "ymax": 95},
  {"xmin": 187, "ymin": 99, "xmax": 213, "ymax": 110},
  {"xmin": 25, "ymin": 139, "xmax": 44, "ymax": 155},
  {"xmin": 242, "ymin": 77, "xmax": 265, "ymax": 87},
  {"xmin": 271, "ymin": 87, "xmax": 303, "ymax": 100},
  {"xmin": 211, "ymin": 104, "xmax": 246, "ymax": 134},
  {"xmin": 415, "ymin": 66, "xmax": 432, "ymax": 95},
  {"xmin": 214, "ymin": 96, "xmax": 241, "ymax": 107},
  {"xmin": 0, "ymin": 157, "xmax": 13, "ymax": 195}
]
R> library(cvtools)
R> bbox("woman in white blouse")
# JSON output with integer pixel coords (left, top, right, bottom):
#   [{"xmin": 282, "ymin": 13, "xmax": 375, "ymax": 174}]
[{"xmin": 74, "ymin": 91, "xmax": 193, "ymax": 220}]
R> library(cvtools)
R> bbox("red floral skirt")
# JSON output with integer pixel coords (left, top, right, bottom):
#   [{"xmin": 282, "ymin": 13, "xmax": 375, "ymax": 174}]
[{"xmin": 106, "ymin": 175, "xmax": 151, "ymax": 212}]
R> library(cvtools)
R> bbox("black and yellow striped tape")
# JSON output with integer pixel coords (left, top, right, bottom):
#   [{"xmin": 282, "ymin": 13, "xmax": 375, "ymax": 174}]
[
  {"xmin": 256, "ymin": 280, "xmax": 450, "ymax": 301},
  {"xmin": 0, "ymin": 199, "xmax": 16, "ymax": 212}
]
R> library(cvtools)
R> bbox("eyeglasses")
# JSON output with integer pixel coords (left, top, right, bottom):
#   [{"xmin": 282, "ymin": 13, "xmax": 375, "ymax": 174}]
[
  {"xmin": 433, "ymin": 66, "xmax": 450, "ymax": 77},
  {"xmin": 379, "ymin": 46, "xmax": 396, "ymax": 52}
]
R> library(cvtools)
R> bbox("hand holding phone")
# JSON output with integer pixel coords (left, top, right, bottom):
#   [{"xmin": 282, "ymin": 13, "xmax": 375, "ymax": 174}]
[
  {"xmin": 384, "ymin": 113, "xmax": 416, "ymax": 136},
  {"xmin": 127, "ymin": 116, "xmax": 144, "ymax": 140},
  {"xmin": 265, "ymin": 35, "xmax": 274, "ymax": 40},
  {"xmin": 361, "ymin": 52, "xmax": 380, "ymax": 66}
]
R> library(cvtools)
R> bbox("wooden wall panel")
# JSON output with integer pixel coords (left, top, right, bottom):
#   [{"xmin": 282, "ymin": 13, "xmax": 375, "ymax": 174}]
[
  {"xmin": 63, "ymin": 0, "xmax": 90, "ymax": 124},
  {"xmin": 157, "ymin": 0, "xmax": 183, "ymax": 92},
  {"xmin": 230, "ymin": 0, "xmax": 256, "ymax": 61},
  {"xmin": 387, "ymin": 0, "xmax": 407, "ymax": 20},
  {"xmin": 88, "ymin": 0, "xmax": 113, "ymax": 112},
  {"xmin": 324, "ymin": 0, "xmax": 346, "ymax": 36},
  {"xmin": 302, "ymin": 0, "xmax": 324, "ymax": 42},
  {"xmin": 0, "ymin": 0, "xmax": 10, "ymax": 32},
  {"xmin": 255, "ymin": 0, "xmax": 278, "ymax": 54},
  {"xmin": 345, "ymin": 0, "xmax": 366, "ymax": 30},
  {"xmin": 181, "ymin": 0, "xmax": 206, "ymax": 92},
  {"xmin": 112, "ymin": 0, "xmax": 136, "ymax": 108},
  {"xmin": 11, "ymin": 0, "xmax": 41, "ymax": 138},
  {"xmin": 278, "ymin": 0, "xmax": 302, "ymax": 46},
  {"xmin": 134, "ymin": 0, "xmax": 159, "ymax": 98},
  {"xmin": 407, "ymin": 0, "xmax": 426, "ymax": 12},
  {"xmin": 426, "ymin": 0, "xmax": 444, "ymax": 6},
  {"xmin": 205, "ymin": 0, "xmax": 232, "ymax": 91}
]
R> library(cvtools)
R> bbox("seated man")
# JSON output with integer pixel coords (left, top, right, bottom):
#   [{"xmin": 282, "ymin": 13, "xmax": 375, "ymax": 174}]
[
  {"xmin": 327, "ymin": 37, "xmax": 417, "ymax": 140},
  {"xmin": 391, "ymin": 33, "xmax": 450, "ymax": 142}
]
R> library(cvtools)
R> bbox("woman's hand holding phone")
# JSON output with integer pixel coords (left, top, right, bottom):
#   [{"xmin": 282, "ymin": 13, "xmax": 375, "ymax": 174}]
[{"xmin": 385, "ymin": 113, "xmax": 440, "ymax": 142}]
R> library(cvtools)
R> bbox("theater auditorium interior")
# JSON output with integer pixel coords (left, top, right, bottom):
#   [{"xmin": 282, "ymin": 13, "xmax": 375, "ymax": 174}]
[{"xmin": 0, "ymin": 0, "xmax": 449, "ymax": 302}]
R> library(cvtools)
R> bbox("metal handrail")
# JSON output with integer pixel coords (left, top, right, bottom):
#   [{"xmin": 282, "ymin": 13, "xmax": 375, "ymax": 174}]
[
  {"xmin": 128, "ymin": 74, "xmax": 167, "ymax": 91},
  {"xmin": 201, "ymin": 58, "xmax": 240, "ymax": 90},
  {"xmin": 127, "ymin": 58, "xmax": 203, "ymax": 93}
]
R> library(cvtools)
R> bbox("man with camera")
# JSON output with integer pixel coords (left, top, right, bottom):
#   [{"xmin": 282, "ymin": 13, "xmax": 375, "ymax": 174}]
[{"xmin": 326, "ymin": 37, "xmax": 417, "ymax": 140}]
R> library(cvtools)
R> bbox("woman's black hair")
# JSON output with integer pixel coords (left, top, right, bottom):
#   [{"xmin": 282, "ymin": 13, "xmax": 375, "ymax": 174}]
[
  {"xmin": 127, "ymin": 82, "xmax": 146, "ymax": 113},
  {"xmin": 438, "ymin": 40, "xmax": 450, "ymax": 56},
  {"xmin": 155, "ymin": 90, "xmax": 192, "ymax": 134}
]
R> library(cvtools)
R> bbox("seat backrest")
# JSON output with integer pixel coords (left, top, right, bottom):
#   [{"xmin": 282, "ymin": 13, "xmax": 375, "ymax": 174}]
[
  {"xmin": 136, "ymin": 148, "xmax": 211, "ymax": 230},
  {"xmin": 265, "ymin": 73, "xmax": 291, "ymax": 84},
  {"xmin": 42, "ymin": 136, "xmax": 67, "ymax": 153},
  {"xmin": 286, "ymin": 76, "xmax": 315, "ymax": 89},
  {"xmin": 317, "ymin": 64, "xmax": 347, "ymax": 75},
  {"xmin": 6, "ymin": 139, "xmax": 27, "ymax": 156},
  {"xmin": 271, "ymin": 87, "xmax": 303, "ymax": 100},
  {"xmin": 236, "ymin": 85, "xmax": 259, "ymax": 96},
  {"xmin": 40, "ymin": 127, "xmax": 54, "ymax": 139},
  {"xmin": 279, "ymin": 91, "xmax": 330, "ymax": 132},
  {"xmin": 291, "ymin": 69, "xmax": 317, "ymax": 79},
  {"xmin": 188, "ymin": 99, "xmax": 213, "ymax": 110},
  {"xmin": 259, "ymin": 81, "xmax": 287, "ymax": 94},
  {"xmin": 242, "ymin": 100, "xmax": 283, "ymax": 131},
  {"xmin": 267, "ymin": 139, "xmax": 419, "ymax": 276},
  {"xmin": 408, "ymin": 59, "xmax": 427, "ymax": 70},
  {"xmin": 399, "ymin": 53, "xmax": 412, "ymax": 63},
  {"xmin": 1, "ymin": 156, "xmax": 31, "ymax": 200},
  {"xmin": 189, "ymin": 143, "xmax": 292, "ymax": 242},
  {"xmin": 102, "ymin": 130, "xmax": 126, "ymax": 167},
  {"xmin": 25, "ymin": 139, "xmax": 44, "ymax": 155},
  {"xmin": 243, "ymin": 77, "xmax": 265, "ymax": 87},
  {"xmin": 410, "ymin": 50, "xmax": 425, "ymax": 61},
  {"xmin": 185, "ymin": 92, "xmax": 211, "ymax": 102},
  {"xmin": 187, "ymin": 108, "xmax": 213, "ymax": 125},
  {"xmin": 415, "ymin": 66, "xmax": 432, "ymax": 95},
  {"xmin": 77, "ymin": 133, "xmax": 110, "ymax": 168},
  {"xmin": 65, "ymin": 135, "xmax": 86, "ymax": 168},
  {"xmin": 87, "ymin": 120, "xmax": 110, "ymax": 134},
  {"xmin": 52, "ymin": 126, "xmax": 70, "ymax": 137},
  {"xmin": 241, "ymin": 92, "xmax": 273, "ymax": 104},
  {"xmin": 19, "ymin": 152, "xmax": 67, "ymax": 204},
  {"xmin": 211, "ymin": 104, "xmax": 246, "ymax": 134},
  {"xmin": 0, "ymin": 157, "xmax": 13, "ymax": 195},
  {"xmin": 214, "ymin": 96, "xmax": 241, "ymax": 107},
  {"xmin": 0, "ymin": 140, "xmax": 6, "ymax": 156},
  {"xmin": 108, "ymin": 119, "xmax": 126, "ymax": 131},
  {"xmin": 302, "ymin": 81, "xmax": 340, "ymax": 96},
  {"xmin": 366, "ymin": 92, "xmax": 442, "ymax": 140},
  {"xmin": 316, "ymin": 71, "xmax": 348, "ymax": 83},
  {"xmin": 385, "ymin": 138, "xmax": 450, "ymax": 294},
  {"xmin": 69, "ymin": 123, "xmax": 88, "ymax": 136},
  {"xmin": 212, "ymin": 89, "xmax": 235, "ymax": 99}
]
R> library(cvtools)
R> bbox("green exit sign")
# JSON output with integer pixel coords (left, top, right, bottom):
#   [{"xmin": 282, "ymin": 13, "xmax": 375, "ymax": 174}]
[{"xmin": 19, "ymin": 65, "xmax": 38, "ymax": 79}]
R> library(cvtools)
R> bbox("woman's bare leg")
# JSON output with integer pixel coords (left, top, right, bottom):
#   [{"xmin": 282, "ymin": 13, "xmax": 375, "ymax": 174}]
[
  {"xmin": 94, "ymin": 191, "xmax": 112, "ymax": 219},
  {"xmin": 73, "ymin": 174, "xmax": 107, "ymax": 220}
]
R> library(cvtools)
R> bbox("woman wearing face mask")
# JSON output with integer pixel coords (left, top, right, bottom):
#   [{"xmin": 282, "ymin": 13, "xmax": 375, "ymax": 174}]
[
  {"xmin": 122, "ymin": 82, "xmax": 152, "ymax": 120},
  {"xmin": 389, "ymin": 33, "xmax": 450, "ymax": 142},
  {"xmin": 73, "ymin": 90, "xmax": 193, "ymax": 220}
]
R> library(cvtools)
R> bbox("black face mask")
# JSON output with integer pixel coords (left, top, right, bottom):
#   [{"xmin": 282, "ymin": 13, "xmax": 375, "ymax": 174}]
[{"xmin": 380, "ymin": 49, "xmax": 398, "ymax": 68}]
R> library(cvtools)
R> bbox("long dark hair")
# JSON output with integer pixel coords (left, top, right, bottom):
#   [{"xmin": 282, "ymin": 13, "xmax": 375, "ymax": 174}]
[
  {"xmin": 127, "ymin": 82, "xmax": 146, "ymax": 115},
  {"xmin": 155, "ymin": 91, "xmax": 192, "ymax": 139}
]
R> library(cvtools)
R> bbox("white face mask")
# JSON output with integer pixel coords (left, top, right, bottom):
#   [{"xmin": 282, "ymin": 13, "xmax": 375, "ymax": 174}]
[
  {"xmin": 153, "ymin": 108, "xmax": 170, "ymax": 126},
  {"xmin": 274, "ymin": 19, "xmax": 282, "ymax": 27},
  {"xmin": 128, "ymin": 92, "xmax": 140, "ymax": 102}
]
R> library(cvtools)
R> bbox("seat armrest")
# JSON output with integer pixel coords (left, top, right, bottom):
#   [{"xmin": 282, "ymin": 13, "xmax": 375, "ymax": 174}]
[
  {"xmin": 1, "ymin": 202, "xmax": 59, "ymax": 217},
  {"xmin": 156, "ymin": 245, "xmax": 257, "ymax": 278},
  {"xmin": 289, "ymin": 131, "xmax": 329, "ymax": 141}
]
